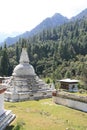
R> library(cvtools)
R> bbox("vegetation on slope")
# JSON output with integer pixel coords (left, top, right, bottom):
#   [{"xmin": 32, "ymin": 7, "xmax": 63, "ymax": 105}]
[{"xmin": 0, "ymin": 17, "xmax": 87, "ymax": 89}]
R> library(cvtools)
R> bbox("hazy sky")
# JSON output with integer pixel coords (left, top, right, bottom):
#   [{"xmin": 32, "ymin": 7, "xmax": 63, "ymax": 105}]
[{"xmin": 0, "ymin": 0, "xmax": 87, "ymax": 33}]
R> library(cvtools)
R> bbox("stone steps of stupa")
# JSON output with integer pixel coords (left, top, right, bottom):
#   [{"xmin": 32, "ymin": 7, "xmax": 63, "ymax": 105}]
[{"xmin": 0, "ymin": 110, "xmax": 16, "ymax": 130}]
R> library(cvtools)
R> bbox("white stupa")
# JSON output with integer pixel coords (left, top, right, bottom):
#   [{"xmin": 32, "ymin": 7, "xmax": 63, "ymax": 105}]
[{"xmin": 5, "ymin": 48, "xmax": 54, "ymax": 102}]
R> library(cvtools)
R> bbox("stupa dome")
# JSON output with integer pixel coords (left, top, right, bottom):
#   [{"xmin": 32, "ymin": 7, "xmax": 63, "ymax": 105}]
[
  {"xmin": 12, "ymin": 48, "xmax": 36, "ymax": 76},
  {"xmin": 12, "ymin": 63, "xmax": 35, "ymax": 76}
]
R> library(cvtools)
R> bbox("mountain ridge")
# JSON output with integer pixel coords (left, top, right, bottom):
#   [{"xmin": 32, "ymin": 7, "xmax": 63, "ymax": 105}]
[
  {"xmin": 71, "ymin": 8, "xmax": 87, "ymax": 20},
  {"xmin": 1, "ymin": 8, "xmax": 87, "ymax": 46}
]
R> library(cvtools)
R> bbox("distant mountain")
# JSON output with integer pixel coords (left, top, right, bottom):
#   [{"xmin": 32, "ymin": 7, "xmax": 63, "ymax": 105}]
[
  {"xmin": 0, "ymin": 32, "xmax": 22, "ymax": 45},
  {"xmin": 1, "ymin": 8, "xmax": 87, "ymax": 46},
  {"xmin": 1, "ymin": 13, "xmax": 68, "ymax": 46},
  {"xmin": 0, "ymin": 33, "xmax": 9, "ymax": 43},
  {"xmin": 71, "ymin": 8, "xmax": 87, "ymax": 20},
  {"xmin": 30, "ymin": 13, "xmax": 68, "ymax": 34}
]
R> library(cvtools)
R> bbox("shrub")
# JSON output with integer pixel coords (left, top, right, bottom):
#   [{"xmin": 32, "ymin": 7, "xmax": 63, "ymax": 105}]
[
  {"xmin": 46, "ymin": 78, "xmax": 50, "ymax": 84},
  {"xmin": 79, "ymin": 89, "xmax": 86, "ymax": 94},
  {"xmin": 12, "ymin": 121, "xmax": 25, "ymax": 130}
]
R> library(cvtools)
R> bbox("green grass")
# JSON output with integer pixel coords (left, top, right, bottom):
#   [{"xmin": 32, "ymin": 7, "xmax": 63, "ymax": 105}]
[{"xmin": 5, "ymin": 98, "xmax": 87, "ymax": 130}]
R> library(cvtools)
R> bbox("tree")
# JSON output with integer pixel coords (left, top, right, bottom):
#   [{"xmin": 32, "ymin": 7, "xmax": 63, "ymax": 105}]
[
  {"xmin": 81, "ymin": 63, "xmax": 87, "ymax": 89},
  {"xmin": 65, "ymin": 70, "xmax": 72, "ymax": 78},
  {"xmin": 1, "ymin": 49, "xmax": 10, "ymax": 76},
  {"xmin": 16, "ymin": 45, "xmax": 20, "ymax": 63}
]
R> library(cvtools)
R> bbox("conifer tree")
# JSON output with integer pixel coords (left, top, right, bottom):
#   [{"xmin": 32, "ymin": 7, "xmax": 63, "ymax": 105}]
[
  {"xmin": 16, "ymin": 45, "xmax": 20, "ymax": 63},
  {"xmin": 1, "ymin": 47, "xmax": 9, "ymax": 76}
]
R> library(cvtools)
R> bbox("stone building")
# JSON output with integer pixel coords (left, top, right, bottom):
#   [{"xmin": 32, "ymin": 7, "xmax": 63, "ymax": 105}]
[
  {"xmin": 5, "ymin": 48, "xmax": 54, "ymax": 102},
  {"xmin": 0, "ymin": 82, "xmax": 15, "ymax": 130}
]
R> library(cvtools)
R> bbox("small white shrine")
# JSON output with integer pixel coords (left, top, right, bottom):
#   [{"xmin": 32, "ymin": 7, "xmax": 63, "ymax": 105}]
[
  {"xmin": 5, "ymin": 48, "xmax": 54, "ymax": 102},
  {"xmin": 59, "ymin": 79, "xmax": 79, "ymax": 92},
  {"xmin": 0, "ymin": 83, "xmax": 15, "ymax": 130}
]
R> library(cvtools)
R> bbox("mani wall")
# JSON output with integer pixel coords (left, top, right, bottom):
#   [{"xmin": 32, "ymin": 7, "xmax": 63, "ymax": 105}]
[{"xmin": 53, "ymin": 90, "xmax": 87, "ymax": 112}]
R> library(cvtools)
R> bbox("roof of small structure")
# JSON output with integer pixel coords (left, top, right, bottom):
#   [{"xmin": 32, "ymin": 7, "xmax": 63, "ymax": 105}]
[
  {"xmin": 59, "ymin": 79, "xmax": 79, "ymax": 83},
  {"xmin": 0, "ymin": 76, "xmax": 4, "ymax": 79}
]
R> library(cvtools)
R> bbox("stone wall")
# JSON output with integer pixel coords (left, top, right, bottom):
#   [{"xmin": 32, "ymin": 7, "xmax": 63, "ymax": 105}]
[{"xmin": 53, "ymin": 91, "xmax": 87, "ymax": 112}]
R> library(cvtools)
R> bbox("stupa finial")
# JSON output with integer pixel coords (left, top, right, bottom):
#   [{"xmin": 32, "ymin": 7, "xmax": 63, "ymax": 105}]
[{"xmin": 20, "ymin": 48, "xmax": 29, "ymax": 64}]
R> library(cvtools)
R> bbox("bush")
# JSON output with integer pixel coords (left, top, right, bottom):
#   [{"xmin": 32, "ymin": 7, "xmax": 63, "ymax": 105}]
[
  {"xmin": 79, "ymin": 89, "xmax": 86, "ymax": 94},
  {"xmin": 12, "ymin": 121, "xmax": 25, "ymax": 130},
  {"xmin": 46, "ymin": 78, "xmax": 50, "ymax": 84}
]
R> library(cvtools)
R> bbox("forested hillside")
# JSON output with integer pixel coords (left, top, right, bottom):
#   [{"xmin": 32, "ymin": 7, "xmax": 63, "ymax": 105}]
[{"xmin": 0, "ymin": 17, "xmax": 87, "ymax": 89}]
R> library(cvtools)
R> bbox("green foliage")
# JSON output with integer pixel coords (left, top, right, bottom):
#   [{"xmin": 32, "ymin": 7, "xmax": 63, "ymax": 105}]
[
  {"xmin": 15, "ymin": 45, "xmax": 20, "ymax": 63},
  {"xmin": 0, "ymin": 48, "xmax": 10, "ymax": 76},
  {"xmin": 1, "ymin": 17, "xmax": 87, "ymax": 89},
  {"xmin": 65, "ymin": 70, "xmax": 72, "ymax": 78},
  {"xmin": 12, "ymin": 121, "xmax": 25, "ymax": 130},
  {"xmin": 79, "ymin": 89, "xmax": 86, "ymax": 94},
  {"xmin": 46, "ymin": 78, "xmax": 50, "ymax": 84}
]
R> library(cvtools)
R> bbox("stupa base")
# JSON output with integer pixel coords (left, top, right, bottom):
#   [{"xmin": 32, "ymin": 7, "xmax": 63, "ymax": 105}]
[
  {"xmin": 5, "ymin": 90, "xmax": 53, "ymax": 102},
  {"xmin": 0, "ymin": 110, "xmax": 16, "ymax": 130}
]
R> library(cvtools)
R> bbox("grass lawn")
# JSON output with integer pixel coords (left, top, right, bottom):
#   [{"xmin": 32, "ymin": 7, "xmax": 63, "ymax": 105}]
[{"xmin": 5, "ymin": 98, "xmax": 87, "ymax": 130}]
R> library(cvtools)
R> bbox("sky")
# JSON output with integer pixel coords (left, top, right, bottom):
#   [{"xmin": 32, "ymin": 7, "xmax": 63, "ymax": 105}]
[{"xmin": 0, "ymin": 0, "xmax": 87, "ymax": 34}]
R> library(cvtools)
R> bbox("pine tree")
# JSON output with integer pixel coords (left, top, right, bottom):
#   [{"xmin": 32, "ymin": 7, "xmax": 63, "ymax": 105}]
[
  {"xmin": 1, "ymin": 48, "xmax": 9, "ymax": 76},
  {"xmin": 16, "ymin": 45, "xmax": 20, "ymax": 63}
]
